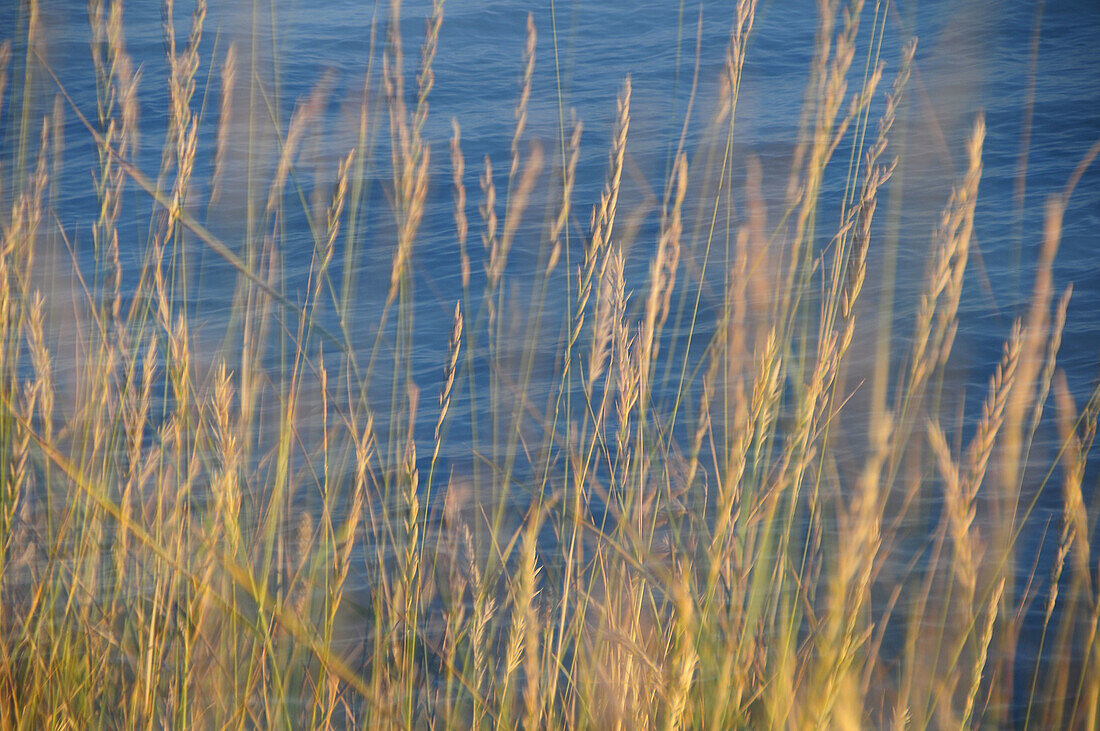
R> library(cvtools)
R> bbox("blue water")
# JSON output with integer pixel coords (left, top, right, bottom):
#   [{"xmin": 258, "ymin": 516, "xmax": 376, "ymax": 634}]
[
  {"xmin": 4, "ymin": 0, "xmax": 1100, "ymax": 722},
  {"xmin": 11, "ymin": 0, "xmax": 1099, "ymax": 380}
]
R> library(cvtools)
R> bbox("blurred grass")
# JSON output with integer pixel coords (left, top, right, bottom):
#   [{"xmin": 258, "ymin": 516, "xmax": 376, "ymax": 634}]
[{"xmin": 1, "ymin": 0, "xmax": 1099, "ymax": 727}]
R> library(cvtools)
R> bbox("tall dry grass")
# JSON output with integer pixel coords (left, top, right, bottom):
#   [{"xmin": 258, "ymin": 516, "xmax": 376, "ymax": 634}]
[{"xmin": 0, "ymin": 0, "xmax": 1098, "ymax": 727}]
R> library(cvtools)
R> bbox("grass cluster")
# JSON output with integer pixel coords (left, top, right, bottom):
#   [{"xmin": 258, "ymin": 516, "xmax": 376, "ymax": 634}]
[{"xmin": 1, "ymin": 0, "xmax": 1099, "ymax": 727}]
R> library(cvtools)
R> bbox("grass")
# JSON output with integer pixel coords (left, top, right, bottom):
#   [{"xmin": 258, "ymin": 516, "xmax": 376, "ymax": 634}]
[{"xmin": 1, "ymin": 0, "xmax": 1099, "ymax": 727}]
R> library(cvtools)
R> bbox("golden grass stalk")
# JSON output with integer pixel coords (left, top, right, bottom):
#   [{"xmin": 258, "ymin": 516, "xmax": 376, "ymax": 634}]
[
  {"xmin": 520, "ymin": 514, "xmax": 544, "ymax": 730},
  {"xmin": 548, "ymin": 115, "xmax": 582, "ymax": 277},
  {"xmin": 500, "ymin": 506, "xmax": 542, "ymax": 729},
  {"xmin": 640, "ymin": 152, "xmax": 686, "ymax": 389},
  {"xmin": 511, "ymin": 14, "xmax": 536, "ymax": 186},
  {"xmin": 899, "ymin": 114, "xmax": 985, "ymax": 453},
  {"xmin": 450, "ymin": 119, "xmax": 470, "ymax": 290},
  {"xmin": 929, "ymin": 322, "xmax": 1022, "ymax": 610},
  {"xmin": 962, "ymin": 577, "xmax": 1004, "ymax": 728},
  {"xmin": 496, "ymin": 144, "xmax": 545, "ymax": 292},
  {"xmin": 480, "ymin": 154, "xmax": 499, "ymax": 289},
  {"xmin": 210, "ymin": 43, "xmax": 236, "ymax": 206},
  {"xmin": 1051, "ymin": 372, "xmax": 1098, "ymax": 662}
]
